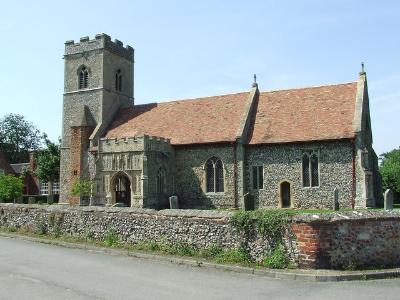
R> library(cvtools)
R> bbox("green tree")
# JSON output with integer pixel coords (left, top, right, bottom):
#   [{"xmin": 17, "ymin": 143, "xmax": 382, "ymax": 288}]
[
  {"xmin": 0, "ymin": 174, "xmax": 24, "ymax": 202},
  {"xmin": 34, "ymin": 140, "xmax": 60, "ymax": 203},
  {"xmin": 0, "ymin": 114, "xmax": 45, "ymax": 163},
  {"xmin": 379, "ymin": 147, "xmax": 400, "ymax": 194},
  {"xmin": 71, "ymin": 179, "xmax": 93, "ymax": 198}
]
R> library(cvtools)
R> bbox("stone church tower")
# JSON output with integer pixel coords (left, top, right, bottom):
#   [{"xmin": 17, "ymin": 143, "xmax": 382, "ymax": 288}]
[{"xmin": 59, "ymin": 34, "xmax": 134, "ymax": 204}]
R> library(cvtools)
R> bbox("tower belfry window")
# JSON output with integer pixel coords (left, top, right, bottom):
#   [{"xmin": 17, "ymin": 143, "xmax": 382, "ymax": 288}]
[
  {"xmin": 115, "ymin": 69, "xmax": 122, "ymax": 91},
  {"xmin": 79, "ymin": 66, "xmax": 89, "ymax": 89}
]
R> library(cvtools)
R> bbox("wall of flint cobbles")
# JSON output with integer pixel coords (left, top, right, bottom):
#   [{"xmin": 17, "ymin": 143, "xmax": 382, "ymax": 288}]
[{"xmin": 1, "ymin": 204, "xmax": 400, "ymax": 269}]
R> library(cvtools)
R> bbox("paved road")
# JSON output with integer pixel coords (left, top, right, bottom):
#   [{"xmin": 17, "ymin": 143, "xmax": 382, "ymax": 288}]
[{"xmin": 0, "ymin": 237, "xmax": 399, "ymax": 300}]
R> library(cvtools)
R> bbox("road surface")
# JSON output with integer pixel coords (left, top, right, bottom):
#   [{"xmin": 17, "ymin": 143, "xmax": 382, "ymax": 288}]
[{"xmin": 0, "ymin": 236, "xmax": 399, "ymax": 300}]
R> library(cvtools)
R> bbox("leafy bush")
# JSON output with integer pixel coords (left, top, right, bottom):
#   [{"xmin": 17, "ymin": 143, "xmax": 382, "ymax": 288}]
[
  {"xmin": 36, "ymin": 222, "xmax": 47, "ymax": 235},
  {"xmin": 230, "ymin": 210, "xmax": 254, "ymax": 232},
  {"xmin": 135, "ymin": 240, "xmax": 161, "ymax": 252},
  {"xmin": 0, "ymin": 174, "xmax": 24, "ymax": 201},
  {"xmin": 231, "ymin": 209, "xmax": 290, "ymax": 243},
  {"xmin": 85, "ymin": 230, "xmax": 95, "ymax": 241},
  {"xmin": 214, "ymin": 247, "xmax": 251, "ymax": 264},
  {"xmin": 6, "ymin": 225, "xmax": 17, "ymax": 232},
  {"xmin": 199, "ymin": 244, "xmax": 223, "ymax": 258},
  {"xmin": 104, "ymin": 230, "xmax": 119, "ymax": 247},
  {"xmin": 263, "ymin": 246, "xmax": 290, "ymax": 269},
  {"xmin": 53, "ymin": 225, "xmax": 62, "ymax": 238},
  {"xmin": 380, "ymin": 148, "xmax": 400, "ymax": 194},
  {"xmin": 173, "ymin": 243, "xmax": 197, "ymax": 256},
  {"xmin": 71, "ymin": 179, "xmax": 93, "ymax": 197},
  {"xmin": 254, "ymin": 210, "xmax": 290, "ymax": 243}
]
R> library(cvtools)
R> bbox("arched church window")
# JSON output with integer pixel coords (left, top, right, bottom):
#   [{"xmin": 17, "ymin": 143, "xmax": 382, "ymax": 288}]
[
  {"xmin": 115, "ymin": 69, "xmax": 122, "ymax": 91},
  {"xmin": 156, "ymin": 168, "xmax": 165, "ymax": 194},
  {"xmin": 79, "ymin": 66, "xmax": 89, "ymax": 89},
  {"xmin": 206, "ymin": 157, "xmax": 224, "ymax": 193},
  {"xmin": 302, "ymin": 151, "xmax": 319, "ymax": 187}
]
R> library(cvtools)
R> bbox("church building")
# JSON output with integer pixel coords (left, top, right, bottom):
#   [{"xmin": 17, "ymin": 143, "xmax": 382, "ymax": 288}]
[{"xmin": 59, "ymin": 34, "xmax": 381, "ymax": 209}]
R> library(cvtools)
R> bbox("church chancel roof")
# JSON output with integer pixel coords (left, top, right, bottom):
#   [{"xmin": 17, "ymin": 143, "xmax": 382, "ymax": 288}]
[
  {"xmin": 104, "ymin": 82, "xmax": 358, "ymax": 145},
  {"xmin": 249, "ymin": 82, "xmax": 358, "ymax": 144}
]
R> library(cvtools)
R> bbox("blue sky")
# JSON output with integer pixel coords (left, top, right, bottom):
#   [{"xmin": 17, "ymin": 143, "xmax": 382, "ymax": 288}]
[{"xmin": 0, "ymin": 0, "xmax": 398, "ymax": 155}]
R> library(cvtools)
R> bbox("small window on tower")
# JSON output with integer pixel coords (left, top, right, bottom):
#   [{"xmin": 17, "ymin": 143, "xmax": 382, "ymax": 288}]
[
  {"xmin": 79, "ymin": 66, "xmax": 89, "ymax": 89},
  {"xmin": 115, "ymin": 69, "xmax": 122, "ymax": 91}
]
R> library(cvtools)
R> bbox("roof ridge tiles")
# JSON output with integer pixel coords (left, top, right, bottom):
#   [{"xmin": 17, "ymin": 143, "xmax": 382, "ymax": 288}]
[
  {"xmin": 136, "ymin": 91, "xmax": 249, "ymax": 106},
  {"xmin": 261, "ymin": 81, "xmax": 357, "ymax": 94}
]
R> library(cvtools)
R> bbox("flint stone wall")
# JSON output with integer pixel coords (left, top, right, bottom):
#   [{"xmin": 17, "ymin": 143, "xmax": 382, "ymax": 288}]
[
  {"xmin": 2, "ymin": 204, "xmax": 400, "ymax": 270},
  {"xmin": 245, "ymin": 140, "xmax": 354, "ymax": 209},
  {"xmin": 174, "ymin": 145, "xmax": 237, "ymax": 208},
  {"xmin": 0, "ymin": 204, "xmax": 298, "ymax": 262}
]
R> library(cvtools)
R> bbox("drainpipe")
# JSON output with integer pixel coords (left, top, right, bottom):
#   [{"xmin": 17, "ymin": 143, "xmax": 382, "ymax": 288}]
[
  {"xmin": 233, "ymin": 142, "xmax": 238, "ymax": 208},
  {"xmin": 351, "ymin": 139, "xmax": 356, "ymax": 209}
]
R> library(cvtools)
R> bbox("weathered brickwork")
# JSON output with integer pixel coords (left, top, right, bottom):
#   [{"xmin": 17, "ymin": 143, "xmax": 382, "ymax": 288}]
[
  {"xmin": 2, "ymin": 205, "xmax": 399, "ymax": 269},
  {"xmin": 291, "ymin": 211, "xmax": 400, "ymax": 269},
  {"xmin": 69, "ymin": 126, "xmax": 94, "ymax": 205},
  {"xmin": 245, "ymin": 140, "xmax": 354, "ymax": 209}
]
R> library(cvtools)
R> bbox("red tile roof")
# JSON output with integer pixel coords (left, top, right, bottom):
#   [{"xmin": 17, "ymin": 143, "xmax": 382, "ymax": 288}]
[
  {"xmin": 105, "ymin": 92, "xmax": 250, "ymax": 145},
  {"xmin": 104, "ymin": 82, "xmax": 358, "ymax": 145},
  {"xmin": 248, "ymin": 82, "xmax": 358, "ymax": 144}
]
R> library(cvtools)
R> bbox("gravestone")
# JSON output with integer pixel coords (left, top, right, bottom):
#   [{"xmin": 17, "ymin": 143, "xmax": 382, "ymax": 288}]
[
  {"xmin": 47, "ymin": 195, "xmax": 54, "ymax": 205},
  {"xmin": 169, "ymin": 196, "xmax": 179, "ymax": 209},
  {"xmin": 333, "ymin": 188, "xmax": 339, "ymax": 211},
  {"xmin": 243, "ymin": 193, "xmax": 255, "ymax": 211},
  {"xmin": 384, "ymin": 189, "xmax": 393, "ymax": 210}
]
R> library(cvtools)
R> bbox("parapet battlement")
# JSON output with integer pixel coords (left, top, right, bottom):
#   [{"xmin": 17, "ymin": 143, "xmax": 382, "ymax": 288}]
[
  {"xmin": 99, "ymin": 135, "xmax": 173, "ymax": 154},
  {"xmin": 100, "ymin": 135, "xmax": 171, "ymax": 145},
  {"xmin": 64, "ymin": 33, "xmax": 134, "ymax": 61}
]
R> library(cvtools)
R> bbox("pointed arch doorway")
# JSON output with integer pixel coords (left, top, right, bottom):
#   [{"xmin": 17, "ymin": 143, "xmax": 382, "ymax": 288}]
[{"xmin": 113, "ymin": 173, "xmax": 131, "ymax": 207}]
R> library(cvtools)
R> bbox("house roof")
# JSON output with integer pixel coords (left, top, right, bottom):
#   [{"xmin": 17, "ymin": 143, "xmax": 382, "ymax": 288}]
[
  {"xmin": 104, "ymin": 81, "xmax": 359, "ymax": 145},
  {"xmin": 248, "ymin": 82, "xmax": 358, "ymax": 144},
  {"xmin": 105, "ymin": 92, "xmax": 250, "ymax": 145}
]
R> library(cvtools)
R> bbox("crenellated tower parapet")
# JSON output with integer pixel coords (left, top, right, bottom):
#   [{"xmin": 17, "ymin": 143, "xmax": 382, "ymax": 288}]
[{"xmin": 65, "ymin": 34, "xmax": 134, "ymax": 61}]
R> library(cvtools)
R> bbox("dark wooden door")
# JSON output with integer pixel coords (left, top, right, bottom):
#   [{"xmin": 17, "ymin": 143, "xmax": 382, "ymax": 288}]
[
  {"xmin": 115, "ymin": 176, "xmax": 131, "ymax": 207},
  {"xmin": 281, "ymin": 182, "xmax": 291, "ymax": 208}
]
